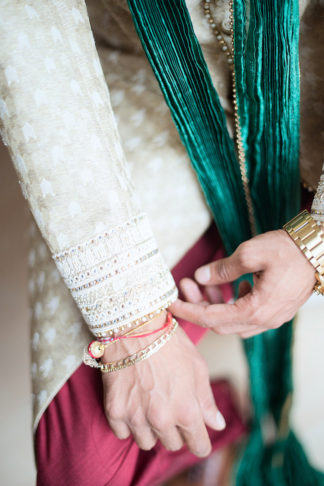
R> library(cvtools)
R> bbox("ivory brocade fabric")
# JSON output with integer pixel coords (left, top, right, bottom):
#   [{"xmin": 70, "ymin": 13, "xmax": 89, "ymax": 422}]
[{"xmin": 0, "ymin": 0, "xmax": 323, "ymax": 431}]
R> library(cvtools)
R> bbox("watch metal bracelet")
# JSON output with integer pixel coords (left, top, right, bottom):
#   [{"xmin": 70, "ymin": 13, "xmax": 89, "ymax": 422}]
[{"xmin": 283, "ymin": 210, "xmax": 324, "ymax": 295}]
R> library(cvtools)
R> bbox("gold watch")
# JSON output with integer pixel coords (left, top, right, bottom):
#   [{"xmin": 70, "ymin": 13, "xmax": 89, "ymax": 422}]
[{"xmin": 283, "ymin": 210, "xmax": 324, "ymax": 296}]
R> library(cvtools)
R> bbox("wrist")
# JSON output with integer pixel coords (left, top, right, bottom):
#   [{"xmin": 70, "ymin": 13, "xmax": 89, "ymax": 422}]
[
  {"xmin": 102, "ymin": 310, "xmax": 169, "ymax": 362},
  {"xmin": 283, "ymin": 210, "xmax": 324, "ymax": 295},
  {"xmin": 136, "ymin": 309, "xmax": 168, "ymax": 332}
]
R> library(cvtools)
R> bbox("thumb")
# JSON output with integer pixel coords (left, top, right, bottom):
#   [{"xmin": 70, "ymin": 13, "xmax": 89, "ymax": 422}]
[{"xmin": 194, "ymin": 242, "xmax": 260, "ymax": 286}]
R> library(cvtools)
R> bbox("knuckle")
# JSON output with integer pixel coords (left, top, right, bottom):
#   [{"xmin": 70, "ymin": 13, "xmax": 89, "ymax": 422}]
[
  {"xmin": 149, "ymin": 413, "xmax": 170, "ymax": 431},
  {"xmin": 250, "ymin": 313, "xmax": 263, "ymax": 326},
  {"xmin": 204, "ymin": 307, "xmax": 218, "ymax": 328},
  {"xmin": 179, "ymin": 408, "xmax": 200, "ymax": 427},
  {"xmin": 234, "ymin": 292, "xmax": 258, "ymax": 324},
  {"xmin": 236, "ymin": 243, "xmax": 252, "ymax": 270},
  {"xmin": 252, "ymin": 315, "xmax": 264, "ymax": 327},
  {"xmin": 244, "ymin": 297, "xmax": 262, "ymax": 326},
  {"xmin": 105, "ymin": 402, "xmax": 123, "ymax": 422},
  {"xmin": 200, "ymin": 392, "xmax": 216, "ymax": 412},
  {"xmin": 251, "ymin": 305, "xmax": 273, "ymax": 327},
  {"xmin": 130, "ymin": 415, "xmax": 146, "ymax": 428},
  {"xmin": 215, "ymin": 260, "xmax": 231, "ymax": 282}
]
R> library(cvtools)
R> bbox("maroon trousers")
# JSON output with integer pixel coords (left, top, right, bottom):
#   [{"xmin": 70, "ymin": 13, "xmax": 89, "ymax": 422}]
[{"xmin": 35, "ymin": 223, "xmax": 246, "ymax": 486}]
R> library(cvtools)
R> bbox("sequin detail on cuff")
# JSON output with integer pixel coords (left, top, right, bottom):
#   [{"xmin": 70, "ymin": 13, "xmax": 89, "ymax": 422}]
[
  {"xmin": 52, "ymin": 213, "xmax": 178, "ymax": 337},
  {"xmin": 311, "ymin": 170, "xmax": 324, "ymax": 224}
]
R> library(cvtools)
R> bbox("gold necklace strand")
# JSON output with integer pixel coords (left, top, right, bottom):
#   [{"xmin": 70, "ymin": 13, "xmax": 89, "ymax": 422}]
[{"xmin": 203, "ymin": 0, "xmax": 257, "ymax": 236}]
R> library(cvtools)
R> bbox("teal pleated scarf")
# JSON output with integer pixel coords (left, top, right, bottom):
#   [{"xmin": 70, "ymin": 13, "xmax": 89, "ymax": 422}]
[{"xmin": 127, "ymin": 0, "xmax": 324, "ymax": 484}]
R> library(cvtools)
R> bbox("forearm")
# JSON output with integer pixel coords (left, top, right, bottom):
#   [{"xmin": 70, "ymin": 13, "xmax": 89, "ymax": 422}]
[{"xmin": 0, "ymin": 1, "xmax": 177, "ymax": 340}]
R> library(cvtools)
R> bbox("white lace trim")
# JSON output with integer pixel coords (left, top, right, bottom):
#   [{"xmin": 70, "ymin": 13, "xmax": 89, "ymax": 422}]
[{"xmin": 52, "ymin": 213, "xmax": 178, "ymax": 336}]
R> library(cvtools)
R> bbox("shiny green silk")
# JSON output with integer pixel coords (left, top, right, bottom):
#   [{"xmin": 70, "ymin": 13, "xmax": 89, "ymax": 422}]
[{"xmin": 127, "ymin": 0, "xmax": 324, "ymax": 484}]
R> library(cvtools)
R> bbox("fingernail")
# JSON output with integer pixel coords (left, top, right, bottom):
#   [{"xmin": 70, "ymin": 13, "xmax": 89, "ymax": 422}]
[
  {"xmin": 195, "ymin": 265, "xmax": 211, "ymax": 284},
  {"xmin": 197, "ymin": 445, "xmax": 212, "ymax": 458},
  {"xmin": 215, "ymin": 411, "xmax": 226, "ymax": 430}
]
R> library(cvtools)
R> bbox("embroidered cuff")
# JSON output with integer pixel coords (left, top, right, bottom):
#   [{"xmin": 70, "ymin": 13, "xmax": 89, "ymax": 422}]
[
  {"xmin": 52, "ymin": 213, "xmax": 178, "ymax": 337},
  {"xmin": 311, "ymin": 172, "xmax": 324, "ymax": 224}
]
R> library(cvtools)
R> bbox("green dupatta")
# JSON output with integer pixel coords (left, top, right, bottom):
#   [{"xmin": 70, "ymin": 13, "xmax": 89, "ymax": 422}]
[{"xmin": 127, "ymin": 0, "xmax": 324, "ymax": 484}]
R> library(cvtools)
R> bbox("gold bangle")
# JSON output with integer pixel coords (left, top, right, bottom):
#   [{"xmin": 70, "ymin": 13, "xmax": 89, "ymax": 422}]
[
  {"xmin": 83, "ymin": 318, "xmax": 179, "ymax": 372},
  {"xmin": 87, "ymin": 310, "xmax": 167, "ymax": 359},
  {"xmin": 283, "ymin": 210, "xmax": 324, "ymax": 295},
  {"xmin": 89, "ymin": 300, "xmax": 174, "ymax": 338},
  {"xmin": 122, "ymin": 310, "xmax": 166, "ymax": 336}
]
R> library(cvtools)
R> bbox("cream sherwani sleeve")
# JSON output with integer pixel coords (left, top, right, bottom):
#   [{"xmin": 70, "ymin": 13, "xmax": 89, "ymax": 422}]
[{"xmin": 0, "ymin": 1, "xmax": 178, "ymax": 340}]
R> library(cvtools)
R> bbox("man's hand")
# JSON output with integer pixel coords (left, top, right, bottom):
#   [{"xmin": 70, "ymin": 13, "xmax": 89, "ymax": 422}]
[
  {"xmin": 169, "ymin": 230, "xmax": 316, "ymax": 338},
  {"xmin": 101, "ymin": 313, "xmax": 226, "ymax": 456}
]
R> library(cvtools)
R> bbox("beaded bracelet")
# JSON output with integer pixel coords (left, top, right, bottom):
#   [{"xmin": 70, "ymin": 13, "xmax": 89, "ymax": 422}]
[
  {"xmin": 98, "ymin": 310, "xmax": 167, "ymax": 345},
  {"xmin": 83, "ymin": 317, "xmax": 178, "ymax": 373},
  {"xmin": 87, "ymin": 312, "xmax": 172, "ymax": 359}
]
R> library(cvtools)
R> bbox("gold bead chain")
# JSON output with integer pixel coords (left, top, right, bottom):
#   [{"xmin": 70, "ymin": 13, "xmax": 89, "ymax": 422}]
[{"xmin": 203, "ymin": 0, "xmax": 257, "ymax": 236}]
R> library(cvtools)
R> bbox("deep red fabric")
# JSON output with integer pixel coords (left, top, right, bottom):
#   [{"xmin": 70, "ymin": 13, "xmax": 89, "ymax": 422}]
[{"xmin": 35, "ymin": 222, "xmax": 247, "ymax": 486}]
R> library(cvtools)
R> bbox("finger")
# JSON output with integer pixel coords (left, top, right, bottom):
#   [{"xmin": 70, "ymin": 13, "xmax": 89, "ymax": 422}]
[
  {"xmin": 156, "ymin": 427, "xmax": 184, "ymax": 451},
  {"xmin": 178, "ymin": 413, "xmax": 212, "ymax": 457},
  {"xmin": 171, "ymin": 297, "xmax": 264, "ymax": 335},
  {"xmin": 130, "ymin": 424, "xmax": 158, "ymax": 451},
  {"xmin": 179, "ymin": 278, "xmax": 207, "ymax": 304},
  {"xmin": 169, "ymin": 298, "xmax": 216, "ymax": 327},
  {"xmin": 170, "ymin": 297, "xmax": 248, "ymax": 328},
  {"xmin": 194, "ymin": 240, "xmax": 265, "ymax": 286},
  {"xmin": 196, "ymin": 379, "xmax": 226, "ymax": 431},
  {"xmin": 108, "ymin": 419, "xmax": 132, "ymax": 440},
  {"xmin": 180, "ymin": 277, "xmax": 224, "ymax": 305},
  {"xmin": 203, "ymin": 284, "xmax": 224, "ymax": 304}
]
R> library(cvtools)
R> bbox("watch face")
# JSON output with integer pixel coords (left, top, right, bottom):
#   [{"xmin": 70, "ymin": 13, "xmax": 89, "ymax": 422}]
[{"xmin": 88, "ymin": 341, "xmax": 105, "ymax": 359}]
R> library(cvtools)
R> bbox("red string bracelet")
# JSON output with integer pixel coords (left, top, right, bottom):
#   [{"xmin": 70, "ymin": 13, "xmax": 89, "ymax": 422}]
[
  {"xmin": 88, "ymin": 312, "xmax": 173, "ymax": 359},
  {"xmin": 116, "ymin": 311, "xmax": 172, "ymax": 340}
]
